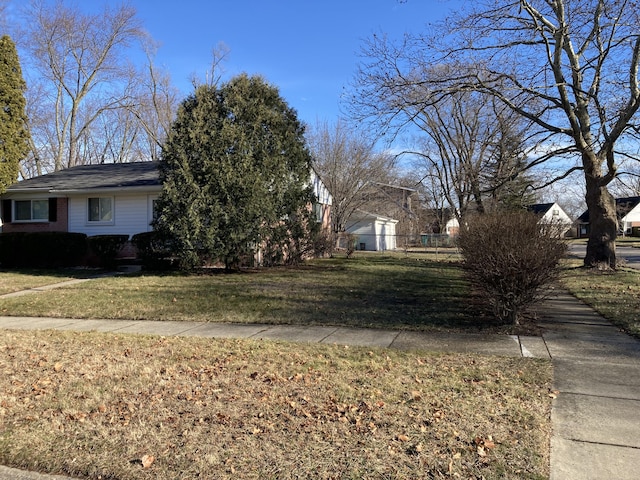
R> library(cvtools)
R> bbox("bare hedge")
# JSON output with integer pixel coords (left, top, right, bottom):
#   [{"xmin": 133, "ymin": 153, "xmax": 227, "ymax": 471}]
[{"xmin": 457, "ymin": 211, "xmax": 567, "ymax": 324}]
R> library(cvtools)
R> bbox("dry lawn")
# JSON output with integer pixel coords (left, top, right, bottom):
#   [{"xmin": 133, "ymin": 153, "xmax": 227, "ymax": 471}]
[
  {"xmin": 0, "ymin": 269, "xmax": 95, "ymax": 296},
  {"xmin": 0, "ymin": 329, "xmax": 552, "ymax": 479},
  {"xmin": 0, "ymin": 256, "xmax": 494, "ymax": 332},
  {"xmin": 562, "ymin": 264, "xmax": 640, "ymax": 337}
]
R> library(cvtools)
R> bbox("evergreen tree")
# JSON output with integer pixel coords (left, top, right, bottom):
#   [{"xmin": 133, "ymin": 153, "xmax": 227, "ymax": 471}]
[
  {"xmin": 484, "ymin": 114, "xmax": 538, "ymax": 211},
  {"xmin": 0, "ymin": 35, "xmax": 30, "ymax": 193},
  {"xmin": 155, "ymin": 74, "xmax": 316, "ymax": 269}
]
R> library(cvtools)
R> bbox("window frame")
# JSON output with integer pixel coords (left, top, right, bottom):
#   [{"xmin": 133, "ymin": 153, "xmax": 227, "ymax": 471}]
[
  {"xmin": 13, "ymin": 199, "xmax": 50, "ymax": 222},
  {"xmin": 313, "ymin": 203, "xmax": 323, "ymax": 223},
  {"xmin": 87, "ymin": 197, "xmax": 115, "ymax": 224},
  {"xmin": 148, "ymin": 195, "xmax": 159, "ymax": 225}
]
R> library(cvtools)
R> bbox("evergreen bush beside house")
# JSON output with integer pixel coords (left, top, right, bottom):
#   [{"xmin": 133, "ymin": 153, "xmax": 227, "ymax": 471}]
[
  {"xmin": 87, "ymin": 235, "xmax": 129, "ymax": 269},
  {"xmin": 154, "ymin": 74, "xmax": 318, "ymax": 270},
  {"xmin": 0, "ymin": 232, "xmax": 88, "ymax": 268},
  {"xmin": 0, "ymin": 35, "xmax": 30, "ymax": 196}
]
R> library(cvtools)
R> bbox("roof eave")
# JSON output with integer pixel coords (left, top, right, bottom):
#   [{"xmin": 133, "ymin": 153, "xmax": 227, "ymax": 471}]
[
  {"xmin": 55, "ymin": 185, "xmax": 162, "ymax": 194},
  {"xmin": 4, "ymin": 185, "xmax": 162, "ymax": 195}
]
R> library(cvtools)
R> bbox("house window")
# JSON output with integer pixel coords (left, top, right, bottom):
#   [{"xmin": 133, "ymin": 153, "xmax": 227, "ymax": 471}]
[
  {"xmin": 88, "ymin": 197, "xmax": 113, "ymax": 222},
  {"xmin": 14, "ymin": 199, "xmax": 49, "ymax": 221},
  {"xmin": 151, "ymin": 198, "xmax": 159, "ymax": 222},
  {"xmin": 314, "ymin": 203, "xmax": 323, "ymax": 223}
]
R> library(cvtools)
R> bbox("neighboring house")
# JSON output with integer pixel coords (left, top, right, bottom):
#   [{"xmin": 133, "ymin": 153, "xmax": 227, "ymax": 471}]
[
  {"xmin": 426, "ymin": 202, "xmax": 571, "ymax": 240},
  {"xmin": 527, "ymin": 202, "xmax": 573, "ymax": 237},
  {"xmin": 344, "ymin": 210, "xmax": 398, "ymax": 251},
  {"xmin": 444, "ymin": 217, "xmax": 460, "ymax": 236},
  {"xmin": 363, "ymin": 182, "xmax": 420, "ymax": 245},
  {"xmin": 1, "ymin": 162, "xmax": 161, "ymax": 238},
  {"xmin": 1, "ymin": 161, "xmax": 333, "ymax": 258},
  {"xmin": 576, "ymin": 196, "xmax": 640, "ymax": 237},
  {"xmin": 310, "ymin": 169, "xmax": 332, "ymax": 232}
]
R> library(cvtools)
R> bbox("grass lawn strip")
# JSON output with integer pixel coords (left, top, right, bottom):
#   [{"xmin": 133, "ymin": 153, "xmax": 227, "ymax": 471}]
[
  {"xmin": 0, "ymin": 270, "xmax": 96, "ymax": 296},
  {"xmin": 0, "ymin": 256, "xmax": 498, "ymax": 333},
  {"xmin": 0, "ymin": 329, "xmax": 552, "ymax": 479},
  {"xmin": 562, "ymin": 264, "xmax": 640, "ymax": 338}
]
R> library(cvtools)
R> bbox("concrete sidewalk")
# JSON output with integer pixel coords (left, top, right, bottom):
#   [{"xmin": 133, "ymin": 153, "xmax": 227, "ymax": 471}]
[
  {"xmin": 0, "ymin": 287, "xmax": 639, "ymax": 479},
  {"xmin": 0, "ymin": 315, "xmax": 545, "ymax": 358},
  {"xmin": 534, "ymin": 291, "xmax": 640, "ymax": 480}
]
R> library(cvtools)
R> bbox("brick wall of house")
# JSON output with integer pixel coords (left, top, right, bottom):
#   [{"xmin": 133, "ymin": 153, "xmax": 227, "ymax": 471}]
[{"xmin": 2, "ymin": 198, "xmax": 69, "ymax": 233}]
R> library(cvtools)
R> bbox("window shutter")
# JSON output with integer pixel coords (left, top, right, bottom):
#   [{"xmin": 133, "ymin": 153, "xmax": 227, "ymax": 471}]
[
  {"xmin": 48, "ymin": 198, "xmax": 57, "ymax": 222},
  {"xmin": 2, "ymin": 200, "xmax": 11, "ymax": 223}
]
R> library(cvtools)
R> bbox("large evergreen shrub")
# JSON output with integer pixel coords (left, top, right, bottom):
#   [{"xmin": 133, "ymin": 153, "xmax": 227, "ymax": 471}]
[
  {"xmin": 0, "ymin": 35, "xmax": 30, "ymax": 195},
  {"xmin": 154, "ymin": 74, "xmax": 316, "ymax": 270}
]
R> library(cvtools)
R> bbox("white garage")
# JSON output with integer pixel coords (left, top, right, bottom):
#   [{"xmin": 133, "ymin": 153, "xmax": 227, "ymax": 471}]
[{"xmin": 345, "ymin": 210, "xmax": 398, "ymax": 251}]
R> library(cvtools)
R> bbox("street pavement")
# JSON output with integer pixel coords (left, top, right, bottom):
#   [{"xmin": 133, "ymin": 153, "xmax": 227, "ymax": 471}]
[
  {"xmin": 0, "ymin": 279, "xmax": 639, "ymax": 479},
  {"xmin": 568, "ymin": 243, "xmax": 640, "ymax": 269}
]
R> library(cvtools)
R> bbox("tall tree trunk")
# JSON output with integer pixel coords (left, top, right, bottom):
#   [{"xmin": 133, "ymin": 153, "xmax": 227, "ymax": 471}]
[{"xmin": 584, "ymin": 174, "xmax": 617, "ymax": 269}]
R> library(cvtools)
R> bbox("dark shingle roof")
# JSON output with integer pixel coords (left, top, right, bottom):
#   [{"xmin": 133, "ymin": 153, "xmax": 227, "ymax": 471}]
[
  {"xmin": 7, "ymin": 162, "xmax": 160, "ymax": 192},
  {"xmin": 577, "ymin": 196, "xmax": 640, "ymax": 223},
  {"xmin": 526, "ymin": 203, "xmax": 555, "ymax": 216}
]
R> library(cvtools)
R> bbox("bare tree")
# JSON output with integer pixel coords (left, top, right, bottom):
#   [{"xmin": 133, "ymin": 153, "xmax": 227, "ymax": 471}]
[
  {"xmin": 19, "ymin": 0, "xmax": 146, "ymax": 170},
  {"xmin": 412, "ymin": 163, "xmax": 451, "ymax": 233},
  {"xmin": 350, "ymin": 0, "xmax": 640, "ymax": 268},
  {"xmin": 126, "ymin": 39, "xmax": 181, "ymax": 161},
  {"xmin": 189, "ymin": 42, "xmax": 230, "ymax": 89},
  {"xmin": 307, "ymin": 120, "xmax": 396, "ymax": 244},
  {"xmin": 612, "ymin": 151, "xmax": 640, "ymax": 197},
  {"xmin": 0, "ymin": 0, "xmax": 7, "ymax": 32},
  {"xmin": 375, "ymin": 83, "xmax": 536, "ymax": 221}
]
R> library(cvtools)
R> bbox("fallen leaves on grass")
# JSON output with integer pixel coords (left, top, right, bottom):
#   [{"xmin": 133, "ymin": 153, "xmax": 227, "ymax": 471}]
[
  {"xmin": 141, "ymin": 455, "xmax": 155, "ymax": 469},
  {"xmin": 0, "ymin": 329, "xmax": 552, "ymax": 479}
]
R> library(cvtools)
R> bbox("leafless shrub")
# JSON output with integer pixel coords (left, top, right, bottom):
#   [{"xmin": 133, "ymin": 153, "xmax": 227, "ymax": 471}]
[
  {"xmin": 345, "ymin": 233, "xmax": 357, "ymax": 258},
  {"xmin": 457, "ymin": 211, "xmax": 567, "ymax": 324}
]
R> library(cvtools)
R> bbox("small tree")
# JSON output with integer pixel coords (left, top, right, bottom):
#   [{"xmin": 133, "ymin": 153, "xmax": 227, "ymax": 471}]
[
  {"xmin": 307, "ymin": 120, "xmax": 396, "ymax": 247},
  {"xmin": 155, "ymin": 74, "xmax": 316, "ymax": 270},
  {"xmin": 457, "ymin": 211, "xmax": 567, "ymax": 324},
  {"xmin": 0, "ymin": 35, "xmax": 30, "ymax": 194}
]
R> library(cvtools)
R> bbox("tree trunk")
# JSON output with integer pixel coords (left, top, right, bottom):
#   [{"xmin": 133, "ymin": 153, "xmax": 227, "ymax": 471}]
[{"xmin": 584, "ymin": 176, "xmax": 617, "ymax": 269}]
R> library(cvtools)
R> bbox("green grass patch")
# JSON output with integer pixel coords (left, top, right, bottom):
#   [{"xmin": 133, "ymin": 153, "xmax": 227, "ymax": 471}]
[
  {"xmin": 0, "ymin": 269, "xmax": 98, "ymax": 296},
  {"xmin": 562, "ymin": 263, "xmax": 640, "ymax": 338},
  {"xmin": 0, "ymin": 329, "xmax": 552, "ymax": 479},
  {"xmin": 0, "ymin": 255, "xmax": 505, "ymax": 332}
]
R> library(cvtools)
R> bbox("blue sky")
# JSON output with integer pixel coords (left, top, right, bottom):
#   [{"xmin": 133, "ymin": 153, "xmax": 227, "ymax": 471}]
[{"xmin": 129, "ymin": 0, "xmax": 460, "ymax": 127}]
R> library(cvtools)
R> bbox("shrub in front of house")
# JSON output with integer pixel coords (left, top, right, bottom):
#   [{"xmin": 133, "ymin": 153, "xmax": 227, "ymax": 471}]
[
  {"xmin": 457, "ymin": 211, "xmax": 567, "ymax": 325},
  {"xmin": 87, "ymin": 235, "xmax": 130, "ymax": 269},
  {"xmin": 131, "ymin": 231, "xmax": 176, "ymax": 271},
  {"xmin": 0, "ymin": 232, "xmax": 88, "ymax": 268}
]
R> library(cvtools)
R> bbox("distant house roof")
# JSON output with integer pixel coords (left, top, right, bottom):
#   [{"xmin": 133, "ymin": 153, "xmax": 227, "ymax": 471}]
[
  {"xmin": 372, "ymin": 181, "xmax": 417, "ymax": 192},
  {"xmin": 527, "ymin": 203, "xmax": 556, "ymax": 216},
  {"xmin": 577, "ymin": 196, "xmax": 640, "ymax": 223},
  {"xmin": 348, "ymin": 209, "xmax": 399, "ymax": 224},
  {"xmin": 5, "ymin": 162, "xmax": 160, "ymax": 194}
]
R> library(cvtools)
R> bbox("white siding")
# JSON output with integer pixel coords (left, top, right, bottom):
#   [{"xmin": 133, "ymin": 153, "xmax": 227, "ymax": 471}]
[
  {"xmin": 68, "ymin": 193, "xmax": 157, "ymax": 238},
  {"xmin": 346, "ymin": 213, "xmax": 398, "ymax": 251},
  {"xmin": 621, "ymin": 204, "xmax": 640, "ymax": 232},
  {"xmin": 540, "ymin": 203, "xmax": 572, "ymax": 225},
  {"xmin": 347, "ymin": 219, "xmax": 376, "ymax": 251},
  {"xmin": 375, "ymin": 220, "xmax": 396, "ymax": 250},
  {"xmin": 310, "ymin": 170, "xmax": 332, "ymax": 205},
  {"xmin": 539, "ymin": 203, "xmax": 573, "ymax": 237}
]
